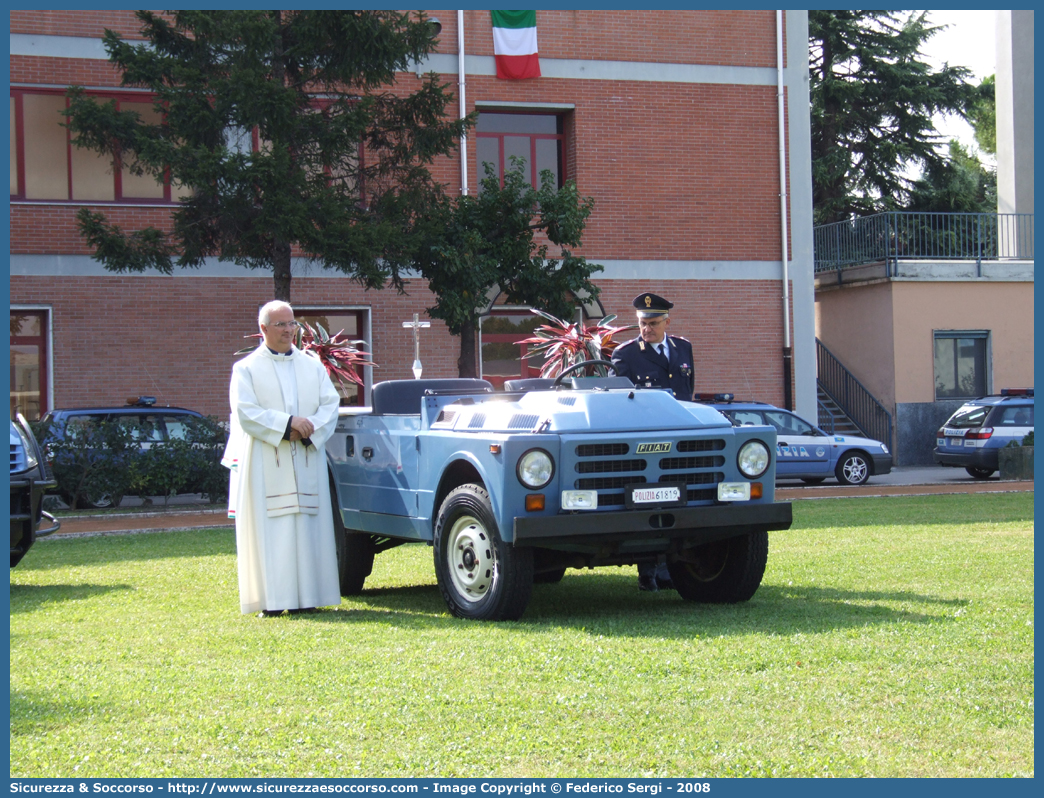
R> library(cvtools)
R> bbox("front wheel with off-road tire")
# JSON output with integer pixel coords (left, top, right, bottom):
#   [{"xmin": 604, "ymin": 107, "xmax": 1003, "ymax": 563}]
[
  {"xmin": 667, "ymin": 530, "xmax": 768, "ymax": 603},
  {"xmin": 433, "ymin": 484, "xmax": 533, "ymax": 620}
]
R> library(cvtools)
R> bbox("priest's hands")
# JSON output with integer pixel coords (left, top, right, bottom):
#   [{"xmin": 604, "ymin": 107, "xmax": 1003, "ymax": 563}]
[{"xmin": 288, "ymin": 416, "xmax": 315, "ymax": 442}]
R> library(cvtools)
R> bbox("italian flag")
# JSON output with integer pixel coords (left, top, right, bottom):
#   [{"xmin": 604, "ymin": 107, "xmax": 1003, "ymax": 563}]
[{"xmin": 491, "ymin": 10, "xmax": 541, "ymax": 80}]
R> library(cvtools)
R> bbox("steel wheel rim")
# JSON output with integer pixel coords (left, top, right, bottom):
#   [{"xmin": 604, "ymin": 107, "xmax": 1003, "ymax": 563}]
[
  {"xmin": 843, "ymin": 457, "xmax": 867, "ymax": 483},
  {"xmin": 446, "ymin": 514, "xmax": 497, "ymax": 603}
]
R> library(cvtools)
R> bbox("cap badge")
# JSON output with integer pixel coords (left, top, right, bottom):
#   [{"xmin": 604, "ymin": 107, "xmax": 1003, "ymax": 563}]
[{"xmin": 644, "ymin": 295, "xmax": 652, "ymax": 308}]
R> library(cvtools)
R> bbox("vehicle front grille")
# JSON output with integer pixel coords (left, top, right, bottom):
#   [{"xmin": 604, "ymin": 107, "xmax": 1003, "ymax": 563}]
[
  {"xmin": 576, "ymin": 458, "xmax": 646, "ymax": 474},
  {"xmin": 11, "ymin": 443, "xmax": 27, "ymax": 473},
  {"xmin": 576, "ymin": 443, "xmax": 629, "ymax": 457},
  {"xmin": 660, "ymin": 472, "xmax": 722, "ymax": 485},
  {"xmin": 577, "ymin": 475, "xmax": 648, "ymax": 490},
  {"xmin": 677, "ymin": 439, "xmax": 726, "ymax": 452},
  {"xmin": 562, "ymin": 435, "xmax": 729, "ymax": 509},
  {"xmin": 660, "ymin": 456, "xmax": 725, "ymax": 470}
]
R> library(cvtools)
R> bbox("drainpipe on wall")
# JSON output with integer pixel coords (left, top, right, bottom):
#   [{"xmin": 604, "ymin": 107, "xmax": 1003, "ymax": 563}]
[
  {"xmin": 776, "ymin": 10, "xmax": 793, "ymax": 410},
  {"xmin": 458, "ymin": 10, "xmax": 468, "ymax": 196}
]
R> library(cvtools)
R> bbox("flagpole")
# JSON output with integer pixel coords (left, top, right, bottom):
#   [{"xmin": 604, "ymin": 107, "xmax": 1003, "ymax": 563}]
[{"xmin": 458, "ymin": 9, "xmax": 468, "ymax": 196}]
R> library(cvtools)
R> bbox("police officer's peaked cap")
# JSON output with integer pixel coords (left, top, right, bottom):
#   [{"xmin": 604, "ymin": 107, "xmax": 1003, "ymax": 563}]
[{"xmin": 632, "ymin": 292, "xmax": 673, "ymax": 318}]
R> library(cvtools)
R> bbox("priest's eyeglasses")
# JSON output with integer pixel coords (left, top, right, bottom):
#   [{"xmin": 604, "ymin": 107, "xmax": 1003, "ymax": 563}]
[{"xmin": 268, "ymin": 321, "xmax": 301, "ymax": 330}]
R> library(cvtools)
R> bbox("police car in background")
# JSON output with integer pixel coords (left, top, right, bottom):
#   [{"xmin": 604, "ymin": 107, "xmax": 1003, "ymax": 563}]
[
  {"xmin": 703, "ymin": 396, "xmax": 892, "ymax": 486},
  {"xmin": 933, "ymin": 389, "xmax": 1034, "ymax": 479}
]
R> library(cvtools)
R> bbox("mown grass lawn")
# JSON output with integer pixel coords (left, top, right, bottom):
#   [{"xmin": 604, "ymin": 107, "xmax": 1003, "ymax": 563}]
[{"xmin": 9, "ymin": 493, "xmax": 1034, "ymax": 778}]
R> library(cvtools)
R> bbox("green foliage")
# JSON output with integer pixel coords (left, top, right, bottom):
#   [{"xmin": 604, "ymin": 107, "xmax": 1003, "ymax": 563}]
[
  {"xmin": 1010, "ymin": 430, "xmax": 1035, "ymax": 449},
  {"xmin": 968, "ymin": 75, "xmax": 996, "ymax": 156},
  {"xmin": 907, "ymin": 140, "xmax": 996, "ymax": 214},
  {"xmin": 809, "ymin": 11, "xmax": 980, "ymax": 224},
  {"xmin": 9, "ymin": 493, "xmax": 1034, "ymax": 776},
  {"xmin": 416, "ymin": 161, "xmax": 602, "ymax": 374},
  {"xmin": 64, "ymin": 10, "xmax": 472, "ymax": 300},
  {"xmin": 32, "ymin": 418, "xmax": 138, "ymax": 510},
  {"xmin": 516, "ymin": 309, "xmax": 636, "ymax": 378},
  {"xmin": 33, "ymin": 416, "xmax": 228, "ymax": 509}
]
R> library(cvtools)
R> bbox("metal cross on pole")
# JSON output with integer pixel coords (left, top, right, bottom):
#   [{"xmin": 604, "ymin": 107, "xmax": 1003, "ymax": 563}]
[{"xmin": 402, "ymin": 313, "xmax": 431, "ymax": 379}]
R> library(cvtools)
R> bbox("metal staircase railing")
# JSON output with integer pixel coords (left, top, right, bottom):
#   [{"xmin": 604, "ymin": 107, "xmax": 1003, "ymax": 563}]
[
  {"xmin": 817, "ymin": 398, "xmax": 839, "ymax": 434},
  {"xmin": 816, "ymin": 338, "xmax": 893, "ymax": 448}
]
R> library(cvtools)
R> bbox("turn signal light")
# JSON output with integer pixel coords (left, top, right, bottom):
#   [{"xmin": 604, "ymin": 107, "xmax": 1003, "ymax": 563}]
[
  {"xmin": 489, "ymin": 444, "xmax": 502, "ymax": 454},
  {"xmin": 751, "ymin": 482, "xmax": 763, "ymax": 499},
  {"xmin": 525, "ymin": 494, "xmax": 545, "ymax": 512}
]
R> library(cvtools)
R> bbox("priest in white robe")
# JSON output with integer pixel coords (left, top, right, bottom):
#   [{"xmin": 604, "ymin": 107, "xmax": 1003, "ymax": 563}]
[{"xmin": 224, "ymin": 300, "xmax": 342, "ymax": 616}]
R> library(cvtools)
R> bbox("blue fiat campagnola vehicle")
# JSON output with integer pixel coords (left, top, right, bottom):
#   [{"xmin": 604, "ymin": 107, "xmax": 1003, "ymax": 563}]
[{"xmin": 326, "ymin": 364, "xmax": 792, "ymax": 620}]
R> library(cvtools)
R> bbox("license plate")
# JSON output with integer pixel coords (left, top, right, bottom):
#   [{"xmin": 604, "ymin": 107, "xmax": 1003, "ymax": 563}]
[{"xmin": 628, "ymin": 485, "xmax": 681, "ymax": 507}]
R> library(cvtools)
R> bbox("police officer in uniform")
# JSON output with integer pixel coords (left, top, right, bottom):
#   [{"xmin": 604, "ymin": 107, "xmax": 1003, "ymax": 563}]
[
  {"xmin": 611, "ymin": 292, "xmax": 695, "ymax": 402},
  {"xmin": 611, "ymin": 292, "xmax": 696, "ymax": 591}
]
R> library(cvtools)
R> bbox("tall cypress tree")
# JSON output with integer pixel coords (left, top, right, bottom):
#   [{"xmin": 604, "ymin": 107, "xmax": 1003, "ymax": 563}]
[
  {"xmin": 65, "ymin": 10, "xmax": 471, "ymax": 301},
  {"xmin": 809, "ymin": 10, "xmax": 978, "ymax": 224}
]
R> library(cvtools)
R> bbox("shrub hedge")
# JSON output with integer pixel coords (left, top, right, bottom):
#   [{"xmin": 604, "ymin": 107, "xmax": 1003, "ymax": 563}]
[{"xmin": 32, "ymin": 416, "xmax": 228, "ymax": 510}]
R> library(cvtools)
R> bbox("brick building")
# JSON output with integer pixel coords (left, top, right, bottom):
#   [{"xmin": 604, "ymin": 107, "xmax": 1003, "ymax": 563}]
[{"xmin": 10, "ymin": 10, "xmax": 816, "ymax": 422}]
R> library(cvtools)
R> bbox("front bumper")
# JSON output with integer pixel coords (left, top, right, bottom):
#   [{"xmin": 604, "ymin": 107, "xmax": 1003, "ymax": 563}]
[
  {"xmin": 872, "ymin": 453, "xmax": 893, "ymax": 475},
  {"xmin": 10, "ymin": 474, "xmax": 60, "ymax": 564},
  {"xmin": 513, "ymin": 501, "xmax": 792, "ymax": 546}
]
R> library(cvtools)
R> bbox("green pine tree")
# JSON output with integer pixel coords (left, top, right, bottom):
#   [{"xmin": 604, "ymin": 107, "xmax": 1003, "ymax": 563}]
[
  {"xmin": 64, "ymin": 10, "xmax": 472, "ymax": 301},
  {"xmin": 810, "ymin": 10, "xmax": 979, "ymax": 224},
  {"xmin": 907, "ymin": 140, "xmax": 996, "ymax": 214},
  {"xmin": 968, "ymin": 75, "xmax": 997, "ymax": 156}
]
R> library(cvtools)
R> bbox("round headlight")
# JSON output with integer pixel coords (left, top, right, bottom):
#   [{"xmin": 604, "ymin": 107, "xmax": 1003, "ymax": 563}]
[
  {"xmin": 517, "ymin": 448, "xmax": 554, "ymax": 489},
  {"xmin": 737, "ymin": 440, "xmax": 770, "ymax": 479}
]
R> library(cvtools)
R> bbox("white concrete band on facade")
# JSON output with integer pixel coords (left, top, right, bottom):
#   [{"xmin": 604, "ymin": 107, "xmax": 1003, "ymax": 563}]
[
  {"xmin": 11, "ymin": 34, "xmax": 779, "ymax": 87},
  {"xmin": 11, "ymin": 254, "xmax": 792, "ymax": 281}
]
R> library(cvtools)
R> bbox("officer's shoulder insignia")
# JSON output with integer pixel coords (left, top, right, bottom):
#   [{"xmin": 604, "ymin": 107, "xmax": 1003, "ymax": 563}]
[
  {"xmin": 615, "ymin": 338, "xmax": 639, "ymax": 351},
  {"xmin": 669, "ymin": 334, "xmax": 691, "ymax": 343}
]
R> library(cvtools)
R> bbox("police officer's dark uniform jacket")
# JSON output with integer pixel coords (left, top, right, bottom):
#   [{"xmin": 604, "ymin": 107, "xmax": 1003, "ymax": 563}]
[
  {"xmin": 611, "ymin": 293, "xmax": 695, "ymax": 401},
  {"xmin": 611, "ymin": 335, "xmax": 694, "ymax": 400}
]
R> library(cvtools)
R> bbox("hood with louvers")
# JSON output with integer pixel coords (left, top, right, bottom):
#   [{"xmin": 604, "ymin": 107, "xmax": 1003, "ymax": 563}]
[{"xmin": 430, "ymin": 390, "xmax": 732, "ymax": 434}]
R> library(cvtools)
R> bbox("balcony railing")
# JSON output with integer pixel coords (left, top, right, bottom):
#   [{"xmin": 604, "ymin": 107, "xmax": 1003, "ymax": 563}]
[{"xmin": 814, "ymin": 212, "xmax": 1034, "ymax": 274}]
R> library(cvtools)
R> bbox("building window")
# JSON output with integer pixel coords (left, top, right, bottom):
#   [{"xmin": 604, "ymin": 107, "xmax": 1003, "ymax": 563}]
[
  {"xmin": 10, "ymin": 89, "xmax": 186, "ymax": 204},
  {"xmin": 476, "ymin": 112, "xmax": 564, "ymax": 191},
  {"xmin": 934, "ymin": 331, "xmax": 989, "ymax": 399},
  {"xmin": 10, "ymin": 310, "xmax": 50, "ymax": 421},
  {"xmin": 294, "ymin": 309, "xmax": 369, "ymax": 406},
  {"xmin": 479, "ymin": 308, "xmax": 548, "ymax": 390},
  {"xmin": 478, "ymin": 292, "xmax": 604, "ymax": 389}
]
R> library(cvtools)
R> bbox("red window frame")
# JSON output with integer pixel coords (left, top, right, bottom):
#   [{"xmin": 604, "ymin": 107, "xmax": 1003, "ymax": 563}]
[
  {"xmin": 10, "ymin": 88, "xmax": 177, "ymax": 204},
  {"xmin": 294, "ymin": 309, "xmax": 369, "ymax": 407},
  {"xmin": 10, "ymin": 310, "xmax": 50, "ymax": 421},
  {"xmin": 476, "ymin": 113, "xmax": 566, "ymax": 190}
]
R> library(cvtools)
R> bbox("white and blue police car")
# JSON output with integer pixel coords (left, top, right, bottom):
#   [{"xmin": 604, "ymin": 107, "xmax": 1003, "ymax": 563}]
[
  {"xmin": 702, "ymin": 396, "xmax": 892, "ymax": 486},
  {"xmin": 933, "ymin": 389, "xmax": 1034, "ymax": 479}
]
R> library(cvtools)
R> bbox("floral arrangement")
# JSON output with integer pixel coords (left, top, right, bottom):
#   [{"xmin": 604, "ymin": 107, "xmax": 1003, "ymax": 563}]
[
  {"xmin": 515, "ymin": 309, "xmax": 635, "ymax": 378},
  {"xmin": 236, "ymin": 320, "xmax": 376, "ymax": 395}
]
